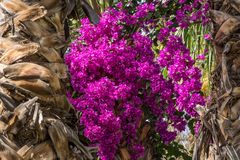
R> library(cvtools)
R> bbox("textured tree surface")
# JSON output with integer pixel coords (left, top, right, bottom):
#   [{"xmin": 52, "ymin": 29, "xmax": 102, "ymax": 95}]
[
  {"xmin": 194, "ymin": 0, "xmax": 240, "ymax": 159},
  {"xmin": 0, "ymin": 0, "xmax": 96, "ymax": 159}
]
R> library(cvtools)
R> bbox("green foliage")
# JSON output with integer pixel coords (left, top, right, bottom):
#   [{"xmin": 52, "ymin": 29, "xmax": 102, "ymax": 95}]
[{"xmin": 153, "ymin": 134, "xmax": 192, "ymax": 160}]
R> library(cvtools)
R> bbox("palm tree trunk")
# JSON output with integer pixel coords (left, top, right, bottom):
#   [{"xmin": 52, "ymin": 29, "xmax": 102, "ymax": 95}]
[
  {"xmin": 0, "ymin": 0, "xmax": 95, "ymax": 159},
  {"xmin": 194, "ymin": 0, "xmax": 240, "ymax": 159}
]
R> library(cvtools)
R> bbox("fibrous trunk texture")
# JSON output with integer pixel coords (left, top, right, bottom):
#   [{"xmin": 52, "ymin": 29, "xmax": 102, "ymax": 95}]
[
  {"xmin": 0, "ymin": 0, "xmax": 95, "ymax": 159},
  {"xmin": 194, "ymin": 0, "xmax": 240, "ymax": 160}
]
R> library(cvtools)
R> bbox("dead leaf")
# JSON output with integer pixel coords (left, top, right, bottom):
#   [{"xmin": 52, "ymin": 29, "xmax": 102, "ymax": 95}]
[
  {"xmin": 0, "ymin": 43, "xmax": 39, "ymax": 64},
  {"xmin": 119, "ymin": 148, "xmax": 131, "ymax": 160},
  {"xmin": 3, "ymin": 63, "xmax": 61, "ymax": 93},
  {"xmin": 48, "ymin": 120, "xmax": 70, "ymax": 160}
]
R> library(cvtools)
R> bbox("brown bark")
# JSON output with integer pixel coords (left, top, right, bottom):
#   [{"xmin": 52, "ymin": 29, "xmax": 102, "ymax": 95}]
[
  {"xmin": 0, "ymin": 0, "xmax": 95, "ymax": 159},
  {"xmin": 194, "ymin": 0, "xmax": 240, "ymax": 159}
]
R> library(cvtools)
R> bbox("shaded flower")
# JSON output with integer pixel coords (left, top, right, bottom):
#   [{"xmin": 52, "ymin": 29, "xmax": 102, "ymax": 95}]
[
  {"xmin": 204, "ymin": 33, "xmax": 212, "ymax": 40},
  {"xmin": 197, "ymin": 54, "xmax": 205, "ymax": 60}
]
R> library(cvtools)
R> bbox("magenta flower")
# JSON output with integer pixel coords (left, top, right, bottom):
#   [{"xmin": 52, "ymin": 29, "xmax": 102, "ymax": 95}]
[
  {"xmin": 197, "ymin": 54, "xmax": 205, "ymax": 60},
  {"xmin": 204, "ymin": 33, "xmax": 212, "ymax": 40},
  {"xmin": 194, "ymin": 121, "xmax": 202, "ymax": 135},
  {"xmin": 178, "ymin": 0, "xmax": 186, "ymax": 4}
]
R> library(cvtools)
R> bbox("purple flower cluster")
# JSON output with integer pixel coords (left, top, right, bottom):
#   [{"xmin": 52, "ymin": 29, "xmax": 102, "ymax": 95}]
[
  {"xmin": 65, "ymin": 1, "xmax": 207, "ymax": 160},
  {"xmin": 66, "ymin": 6, "xmax": 156, "ymax": 159},
  {"xmin": 158, "ymin": 35, "xmax": 205, "ymax": 116},
  {"xmin": 133, "ymin": 3, "xmax": 155, "ymax": 19},
  {"xmin": 156, "ymin": 0, "xmax": 208, "ymax": 142},
  {"xmin": 158, "ymin": 0, "xmax": 209, "ymax": 41},
  {"xmin": 177, "ymin": 0, "xmax": 209, "ymax": 28}
]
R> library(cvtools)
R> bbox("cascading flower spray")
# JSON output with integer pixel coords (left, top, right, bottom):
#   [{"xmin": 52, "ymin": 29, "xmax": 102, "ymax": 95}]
[{"xmin": 65, "ymin": 0, "xmax": 209, "ymax": 159}]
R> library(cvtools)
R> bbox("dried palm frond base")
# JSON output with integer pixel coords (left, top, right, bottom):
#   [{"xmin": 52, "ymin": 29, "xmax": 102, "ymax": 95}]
[
  {"xmin": 0, "ymin": 0, "xmax": 99, "ymax": 159},
  {"xmin": 194, "ymin": 0, "xmax": 240, "ymax": 159},
  {"xmin": 0, "ymin": 96, "xmax": 97, "ymax": 160}
]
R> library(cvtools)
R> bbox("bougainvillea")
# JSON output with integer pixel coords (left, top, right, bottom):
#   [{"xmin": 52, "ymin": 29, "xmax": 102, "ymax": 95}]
[{"xmin": 65, "ymin": 0, "xmax": 209, "ymax": 159}]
